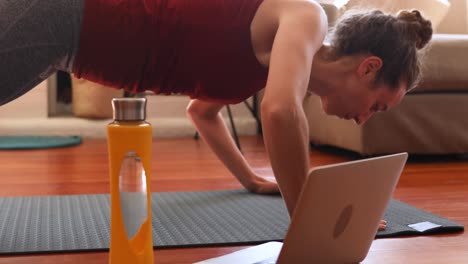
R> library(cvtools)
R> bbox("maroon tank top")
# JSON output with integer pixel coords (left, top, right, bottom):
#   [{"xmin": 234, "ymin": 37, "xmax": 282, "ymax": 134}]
[{"xmin": 73, "ymin": 0, "xmax": 268, "ymax": 104}]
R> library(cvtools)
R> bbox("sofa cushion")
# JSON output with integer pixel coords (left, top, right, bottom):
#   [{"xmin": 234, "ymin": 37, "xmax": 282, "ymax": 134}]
[
  {"xmin": 416, "ymin": 34, "xmax": 468, "ymax": 93},
  {"xmin": 305, "ymin": 93, "xmax": 468, "ymax": 155}
]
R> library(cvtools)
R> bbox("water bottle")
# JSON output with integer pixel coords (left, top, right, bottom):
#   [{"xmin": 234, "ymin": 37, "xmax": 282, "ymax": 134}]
[{"xmin": 107, "ymin": 97, "xmax": 153, "ymax": 264}]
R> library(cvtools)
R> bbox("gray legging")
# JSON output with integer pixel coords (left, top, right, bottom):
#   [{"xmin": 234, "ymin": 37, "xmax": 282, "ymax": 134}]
[{"xmin": 0, "ymin": 0, "xmax": 84, "ymax": 106}]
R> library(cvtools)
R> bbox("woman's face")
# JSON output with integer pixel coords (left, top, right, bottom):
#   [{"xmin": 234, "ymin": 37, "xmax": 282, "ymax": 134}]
[
  {"xmin": 318, "ymin": 55, "xmax": 407, "ymax": 125},
  {"xmin": 319, "ymin": 77, "xmax": 407, "ymax": 125}
]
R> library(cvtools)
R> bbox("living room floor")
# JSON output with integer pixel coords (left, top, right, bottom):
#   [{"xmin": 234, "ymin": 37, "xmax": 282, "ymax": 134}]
[{"xmin": 0, "ymin": 136, "xmax": 467, "ymax": 263}]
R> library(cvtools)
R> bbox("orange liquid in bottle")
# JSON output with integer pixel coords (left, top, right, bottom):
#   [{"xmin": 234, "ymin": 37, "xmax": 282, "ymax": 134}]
[{"xmin": 107, "ymin": 120, "xmax": 154, "ymax": 264}]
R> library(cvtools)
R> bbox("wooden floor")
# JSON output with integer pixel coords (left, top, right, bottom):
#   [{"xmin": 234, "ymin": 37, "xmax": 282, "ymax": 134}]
[{"xmin": 0, "ymin": 136, "xmax": 467, "ymax": 264}]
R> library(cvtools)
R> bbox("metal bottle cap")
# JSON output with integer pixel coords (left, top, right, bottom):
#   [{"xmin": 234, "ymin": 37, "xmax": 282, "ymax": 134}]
[{"xmin": 112, "ymin": 98, "xmax": 147, "ymax": 121}]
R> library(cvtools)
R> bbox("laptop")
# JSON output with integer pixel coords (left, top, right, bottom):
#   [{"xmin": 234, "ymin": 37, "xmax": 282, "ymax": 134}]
[{"xmin": 195, "ymin": 152, "xmax": 408, "ymax": 264}]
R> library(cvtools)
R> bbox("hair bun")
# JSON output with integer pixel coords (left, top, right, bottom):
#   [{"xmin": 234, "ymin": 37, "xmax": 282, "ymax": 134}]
[{"xmin": 397, "ymin": 10, "xmax": 433, "ymax": 49}]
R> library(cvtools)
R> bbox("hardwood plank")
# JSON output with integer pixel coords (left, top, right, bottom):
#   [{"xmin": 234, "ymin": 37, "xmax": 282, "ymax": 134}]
[{"xmin": 0, "ymin": 136, "xmax": 466, "ymax": 263}]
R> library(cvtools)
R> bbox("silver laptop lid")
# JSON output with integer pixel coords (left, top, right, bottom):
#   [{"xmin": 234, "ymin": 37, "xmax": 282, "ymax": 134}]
[{"xmin": 278, "ymin": 153, "xmax": 408, "ymax": 264}]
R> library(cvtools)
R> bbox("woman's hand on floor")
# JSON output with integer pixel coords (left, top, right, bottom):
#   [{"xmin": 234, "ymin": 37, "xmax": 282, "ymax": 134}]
[
  {"xmin": 246, "ymin": 175, "xmax": 280, "ymax": 194},
  {"xmin": 378, "ymin": 220, "xmax": 387, "ymax": 231}
]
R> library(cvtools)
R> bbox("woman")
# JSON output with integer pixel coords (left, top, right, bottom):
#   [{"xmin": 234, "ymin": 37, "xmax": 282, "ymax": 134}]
[{"xmin": 0, "ymin": 0, "xmax": 432, "ymax": 227}]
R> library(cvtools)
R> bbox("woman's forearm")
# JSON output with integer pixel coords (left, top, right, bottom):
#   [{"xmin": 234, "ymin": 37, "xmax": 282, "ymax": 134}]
[
  {"xmin": 261, "ymin": 103, "xmax": 310, "ymax": 216},
  {"xmin": 188, "ymin": 111, "xmax": 259, "ymax": 189}
]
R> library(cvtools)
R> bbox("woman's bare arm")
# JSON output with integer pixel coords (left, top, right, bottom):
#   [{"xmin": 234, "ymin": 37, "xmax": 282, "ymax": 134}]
[
  {"xmin": 187, "ymin": 99, "xmax": 279, "ymax": 194},
  {"xmin": 261, "ymin": 1, "xmax": 327, "ymax": 216}
]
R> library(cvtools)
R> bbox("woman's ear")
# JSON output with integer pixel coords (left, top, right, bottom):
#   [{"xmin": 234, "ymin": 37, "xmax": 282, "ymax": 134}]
[{"xmin": 357, "ymin": 56, "xmax": 383, "ymax": 77}]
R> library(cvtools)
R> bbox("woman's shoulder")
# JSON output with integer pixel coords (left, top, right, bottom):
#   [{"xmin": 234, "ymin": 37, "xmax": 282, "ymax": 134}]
[
  {"xmin": 257, "ymin": 0, "xmax": 327, "ymax": 32},
  {"xmin": 251, "ymin": 0, "xmax": 327, "ymax": 67},
  {"xmin": 279, "ymin": 0, "xmax": 326, "ymax": 22},
  {"xmin": 274, "ymin": 0, "xmax": 328, "ymax": 42},
  {"xmin": 263, "ymin": 0, "xmax": 326, "ymax": 15}
]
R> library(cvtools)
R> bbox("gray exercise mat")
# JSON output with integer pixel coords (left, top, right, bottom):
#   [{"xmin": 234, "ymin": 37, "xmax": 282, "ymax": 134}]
[
  {"xmin": 0, "ymin": 190, "xmax": 463, "ymax": 255},
  {"xmin": 378, "ymin": 199, "xmax": 464, "ymax": 237}
]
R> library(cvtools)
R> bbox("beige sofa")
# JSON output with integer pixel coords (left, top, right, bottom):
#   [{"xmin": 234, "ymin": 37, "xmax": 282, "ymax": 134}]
[{"xmin": 305, "ymin": 1, "xmax": 468, "ymax": 155}]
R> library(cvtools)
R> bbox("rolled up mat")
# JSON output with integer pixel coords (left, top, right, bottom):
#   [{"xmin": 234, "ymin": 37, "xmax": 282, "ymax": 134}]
[{"xmin": 0, "ymin": 136, "xmax": 82, "ymax": 149}]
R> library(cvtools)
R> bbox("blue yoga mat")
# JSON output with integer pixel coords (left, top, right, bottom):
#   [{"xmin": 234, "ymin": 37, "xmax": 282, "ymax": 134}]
[{"xmin": 0, "ymin": 136, "xmax": 82, "ymax": 150}]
